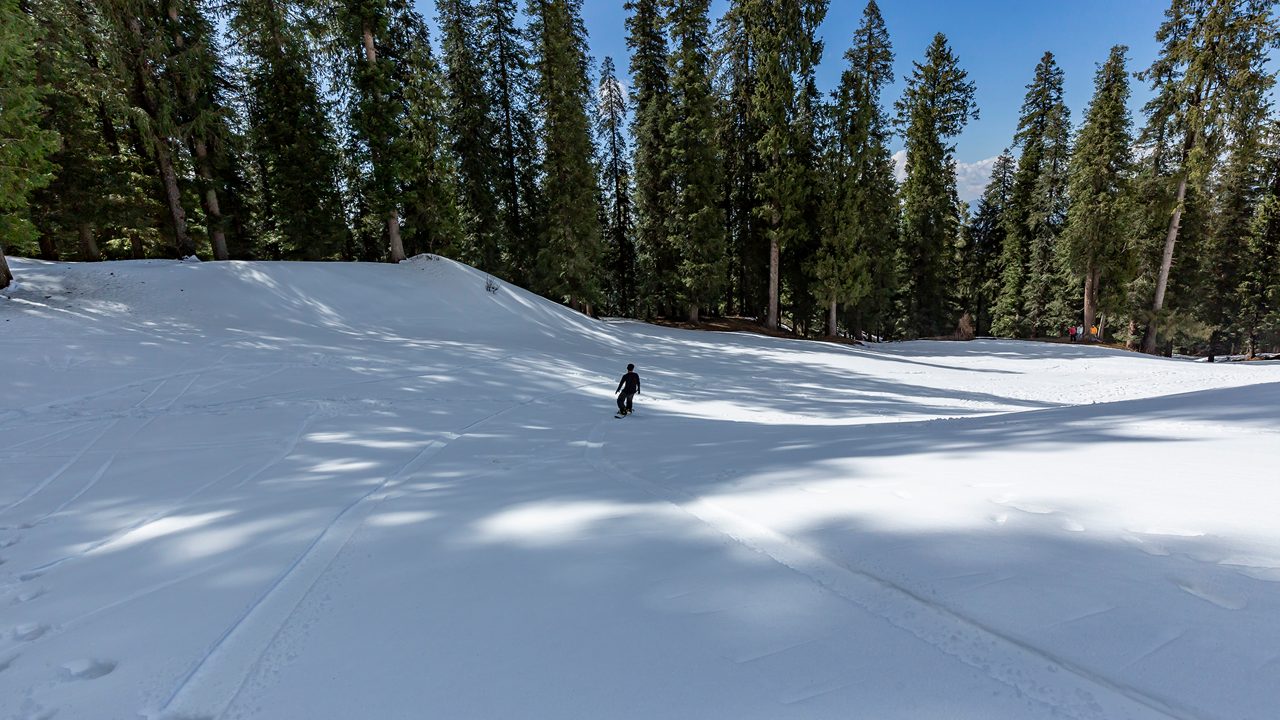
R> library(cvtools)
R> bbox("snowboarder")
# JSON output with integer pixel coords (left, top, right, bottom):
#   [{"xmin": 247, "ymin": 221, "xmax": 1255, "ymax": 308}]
[{"xmin": 615, "ymin": 363, "xmax": 640, "ymax": 417}]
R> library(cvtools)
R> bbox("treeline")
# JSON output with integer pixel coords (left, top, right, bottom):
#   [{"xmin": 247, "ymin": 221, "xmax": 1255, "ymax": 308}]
[{"xmin": 2, "ymin": 0, "xmax": 1278, "ymax": 356}]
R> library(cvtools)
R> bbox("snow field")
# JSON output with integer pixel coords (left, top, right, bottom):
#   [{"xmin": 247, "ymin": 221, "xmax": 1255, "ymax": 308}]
[{"xmin": 1, "ymin": 255, "xmax": 1279, "ymax": 719}]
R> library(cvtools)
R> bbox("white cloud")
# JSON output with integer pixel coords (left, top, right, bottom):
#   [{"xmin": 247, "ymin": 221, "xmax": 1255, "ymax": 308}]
[
  {"xmin": 890, "ymin": 150, "xmax": 1000, "ymax": 205},
  {"xmin": 892, "ymin": 149, "xmax": 907, "ymax": 183},
  {"xmin": 955, "ymin": 156, "xmax": 999, "ymax": 204}
]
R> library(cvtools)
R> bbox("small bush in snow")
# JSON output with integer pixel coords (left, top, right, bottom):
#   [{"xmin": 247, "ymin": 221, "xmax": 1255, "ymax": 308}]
[{"xmin": 485, "ymin": 277, "xmax": 501, "ymax": 294}]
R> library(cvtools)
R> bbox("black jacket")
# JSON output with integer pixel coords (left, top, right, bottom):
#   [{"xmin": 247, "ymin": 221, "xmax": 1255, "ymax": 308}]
[{"xmin": 616, "ymin": 371, "xmax": 640, "ymax": 395}]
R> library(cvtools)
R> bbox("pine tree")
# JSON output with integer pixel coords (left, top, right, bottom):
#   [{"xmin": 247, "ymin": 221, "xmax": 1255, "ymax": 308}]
[
  {"xmin": 715, "ymin": 1, "xmax": 765, "ymax": 318},
  {"xmin": 333, "ymin": 0, "xmax": 416, "ymax": 263},
  {"xmin": 597, "ymin": 57, "xmax": 636, "ymax": 316},
  {"xmin": 528, "ymin": 0, "xmax": 603, "ymax": 310},
  {"xmin": 230, "ymin": 0, "xmax": 347, "ymax": 260},
  {"xmin": 1202, "ymin": 45, "xmax": 1275, "ymax": 357},
  {"xmin": 816, "ymin": 0, "xmax": 895, "ymax": 338},
  {"xmin": 894, "ymin": 33, "xmax": 977, "ymax": 337},
  {"xmin": 1237, "ymin": 141, "xmax": 1280, "ymax": 357},
  {"xmin": 1060, "ymin": 46, "xmax": 1134, "ymax": 341},
  {"xmin": 439, "ymin": 0, "xmax": 501, "ymax": 270},
  {"xmin": 1135, "ymin": 0, "xmax": 1280, "ymax": 353},
  {"xmin": 991, "ymin": 52, "xmax": 1071, "ymax": 338},
  {"xmin": 668, "ymin": 0, "xmax": 725, "ymax": 322},
  {"xmin": 626, "ymin": 0, "xmax": 678, "ymax": 316},
  {"xmin": 477, "ymin": 0, "xmax": 540, "ymax": 277},
  {"xmin": 389, "ymin": 1, "xmax": 461, "ymax": 259},
  {"xmin": 163, "ymin": 0, "xmax": 241, "ymax": 261},
  {"xmin": 28, "ymin": 0, "xmax": 150, "ymax": 262},
  {"xmin": 962, "ymin": 150, "xmax": 1015, "ymax": 336},
  {"xmin": 746, "ymin": 0, "xmax": 827, "ymax": 331},
  {"xmin": 0, "ymin": 0, "xmax": 59, "ymax": 288},
  {"xmin": 100, "ymin": 0, "xmax": 197, "ymax": 257}
]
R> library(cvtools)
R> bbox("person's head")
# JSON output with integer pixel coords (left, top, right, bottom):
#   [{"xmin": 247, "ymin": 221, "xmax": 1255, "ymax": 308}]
[{"xmin": 627, "ymin": 363, "xmax": 634, "ymax": 371}]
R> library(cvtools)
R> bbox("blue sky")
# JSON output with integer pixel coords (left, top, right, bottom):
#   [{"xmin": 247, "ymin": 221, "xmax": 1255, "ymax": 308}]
[{"xmin": 423, "ymin": 0, "xmax": 1173, "ymax": 201}]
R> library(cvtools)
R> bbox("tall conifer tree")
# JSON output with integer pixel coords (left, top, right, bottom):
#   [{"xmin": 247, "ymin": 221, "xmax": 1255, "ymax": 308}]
[
  {"xmin": 439, "ymin": 0, "xmax": 502, "ymax": 270},
  {"xmin": 895, "ymin": 33, "xmax": 977, "ymax": 337},
  {"xmin": 668, "ymin": 0, "xmax": 725, "ymax": 321},
  {"xmin": 230, "ymin": 0, "xmax": 347, "ymax": 260},
  {"xmin": 1237, "ymin": 140, "xmax": 1280, "ymax": 357},
  {"xmin": 1060, "ymin": 46, "xmax": 1134, "ymax": 340},
  {"xmin": 816, "ymin": 0, "xmax": 895, "ymax": 338},
  {"xmin": 478, "ymin": 0, "xmax": 540, "ymax": 277},
  {"xmin": 528, "ymin": 0, "xmax": 603, "ymax": 309},
  {"xmin": 714, "ymin": 2, "xmax": 764, "ymax": 317},
  {"xmin": 1135, "ymin": 0, "xmax": 1279, "ymax": 353},
  {"xmin": 0, "ymin": 0, "xmax": 59, "ymax": 287},
  {"xmin": 746, "ymin": 0, "xmax": 827, "ymax": 330},
  {"xmin": 388, "ymin": 1, "xmax": 461, "ymax": 259},
  {"xmin": 626, "ymin": 0, "xmax": 678, "ymax": 316},
  {"xmin": 597, "ymin": 56, "xmax": 636, "ymax": 316},
  {"xmin": 962, "ymin": 150, "xmax": 1016, "ymax": 336},
  {"xmin": 992, "ymin": 52, "xmax": 1071, "ymax": 337},
  {"xmin": 100, "ymin": 0, "xmax": 196, "ymax": 257}
]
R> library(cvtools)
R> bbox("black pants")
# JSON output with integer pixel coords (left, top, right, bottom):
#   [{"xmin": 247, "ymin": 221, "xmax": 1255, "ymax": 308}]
[{"xmin": 617, "ymin": 391, "xmax": 635, "ymax": 413}]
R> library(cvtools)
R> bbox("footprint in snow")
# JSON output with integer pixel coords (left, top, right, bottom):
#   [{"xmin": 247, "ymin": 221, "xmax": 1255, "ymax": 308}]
[
  {"xmin": 60, "ymin": 658, "xmax": 116, "ymax": 681},
  {"xmin": 12, "ymin": 623, "xmax": 49, "ymax": 642},
  {"xmin": 1172, "ymin": 577, "xmax": 1247, "ymax": 611},
  {"xmin": 15, "ymin": 587, "xmax": 46, "ymax": 604}
]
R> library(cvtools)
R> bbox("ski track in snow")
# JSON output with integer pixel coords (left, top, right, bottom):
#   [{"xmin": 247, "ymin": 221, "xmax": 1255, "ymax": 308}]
[
  {"xmin": 154, "ymin": 379, "xmax": 595, "ymax": 720},
  {"xmin": 584, "ymin": 421, "xmax": 1199, "ymax": 720},
  {"xmin": 0, "ymin": 419, "xmax": 120, "ymax": 522}
]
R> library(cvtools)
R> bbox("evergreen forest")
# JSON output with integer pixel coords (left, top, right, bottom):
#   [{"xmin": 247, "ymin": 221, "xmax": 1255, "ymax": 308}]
[{"xmin": 3, "ymin": 0, "xmax": 1279, "ymax": 357}]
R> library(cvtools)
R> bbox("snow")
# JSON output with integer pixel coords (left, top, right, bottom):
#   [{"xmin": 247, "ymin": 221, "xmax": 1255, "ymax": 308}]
[{"xmin": 2, "ymin": 255, "xmax": 1280, "ymax": 720}]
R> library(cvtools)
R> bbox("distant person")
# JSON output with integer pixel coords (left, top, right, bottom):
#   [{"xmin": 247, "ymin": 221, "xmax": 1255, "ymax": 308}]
[
  {"xmin": 615, "ymin": 363, "xmax": 640, "ymax": 417},
  {"xmin": 1090, "ymin": 324, "xmax": 1098, "ymax": 339},
  {"xmin": 1068, "ymin": 325, "xmax": 1077, "ymax": 342},
  {"xmin": 1076, "ymin": 324, "xmax": 1084, "ymax": 341}
]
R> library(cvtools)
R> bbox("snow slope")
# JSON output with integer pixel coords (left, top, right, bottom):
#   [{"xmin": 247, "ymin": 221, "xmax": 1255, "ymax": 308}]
[{"xmin": 2, "ymin": 255, "xmax": 1279, "ymax": 720}]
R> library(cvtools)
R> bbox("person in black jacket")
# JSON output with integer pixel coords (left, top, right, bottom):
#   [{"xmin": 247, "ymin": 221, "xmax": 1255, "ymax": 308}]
[{"xmin": 615, "ymin": 363, "xmax": 640, "ymax": 415}]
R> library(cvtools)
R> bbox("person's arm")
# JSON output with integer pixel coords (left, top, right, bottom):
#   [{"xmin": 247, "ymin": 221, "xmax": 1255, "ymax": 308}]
[
  {"xmin": 636, "ymin": 375, "xmax": 641, "ymax": 394},
  {"xmin": 616, "ymin": 376, "xmax": 624, "ymax": 393}
]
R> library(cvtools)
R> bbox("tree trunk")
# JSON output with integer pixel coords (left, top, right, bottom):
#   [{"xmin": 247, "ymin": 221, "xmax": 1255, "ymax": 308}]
[
  {"xmin": 363, "ymin": 24, "xmax": 377, "ymax": 64},
  {"xmin": 1082, "ymin": 263, "xmax": 1100, "ymax": 340},
  {"xmin": 193, "ymin": 140, "xmax": 228, "ymax": 260},
  {"xmin": 0, "ymin": 246, "xmax": 12, "ymax": 289},
  {"xmin": 1142, "ymin": 175, "xmax": 1187, "ymax": 354},
  {"xmin": 687, "ymin": 304, "xmax": 699, "ymax": 323},
  {"xmin": 766, "ymin": 235, "xmax": 779, "ymax": 330},
  {"xmin": 38, "ymin": 232, "xmax": 59, "ymax": 261},
  {"xmin": 388, "ymin": 210, "xmax": 406, "ymax": 262},
  {"xmin": 124, "ymin": 15, "xmax": 192, "ymax": 258},
  {"xmin": 1098, "ymin": 313, "xmax": 1107, "ymax": 342},
  {"xmin": 827, "ymin": 299, "xmax": 837, "ymax": 337},
  {"xmin": 361, "ymin": 21, "xmax": 404, "ymax": 264},
  {"xmin": 157, "ymin": 142, "xmax": 194, "ymax": 257},
  {"xmin": 129, "ymin": 232, "xmax": 145, "ymax": 259},
  {"xmin": 80, "ymin": 223, "xmax": 101, "ymax": 261}
]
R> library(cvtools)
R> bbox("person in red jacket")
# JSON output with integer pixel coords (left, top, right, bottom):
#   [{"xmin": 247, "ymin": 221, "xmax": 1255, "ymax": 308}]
[{"xmin": 615, "ymin": 364, "xmax": 640, "ymax": 416}]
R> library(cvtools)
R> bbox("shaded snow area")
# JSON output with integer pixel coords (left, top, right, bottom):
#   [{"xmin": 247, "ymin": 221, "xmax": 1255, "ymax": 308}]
[{"xmin": 3, "ymin": 256, "xmax": 1280, "ymax": 720}]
